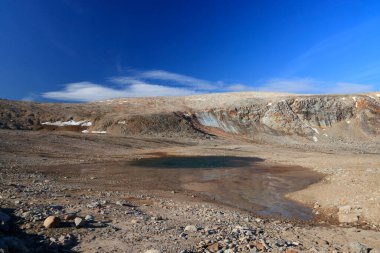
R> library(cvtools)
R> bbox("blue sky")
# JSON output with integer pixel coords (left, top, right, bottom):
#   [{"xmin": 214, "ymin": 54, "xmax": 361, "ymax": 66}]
[{"xmin": 1, "ymin": 0, "xmax": 380, "ymax": 102}]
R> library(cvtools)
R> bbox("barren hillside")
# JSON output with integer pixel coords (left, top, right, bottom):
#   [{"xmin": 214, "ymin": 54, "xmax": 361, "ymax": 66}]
[{"xmin": 1, "ymin": 92, "xmax": 380, "ymax": 146}]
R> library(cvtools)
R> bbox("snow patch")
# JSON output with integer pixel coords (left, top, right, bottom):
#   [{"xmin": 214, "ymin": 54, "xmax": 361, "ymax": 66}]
[
  {"xmin": 82, "ymin": 130, "xmax": 89, "ymax": 133},
  {"xmin": 352, "ymin": 96, "xmax": 357, "ymax": 101},
  {"xmin": 91, "ymin": 131, "xmax": 107, "ymax": 134},
  {"xmin": 267, "ymin": 102, "xmax": 272, "ymax": 106},
  {"xmin": 312, "ymin": 136, "xmax": 318, "ymax": 142},
  {"xmin": 323, "ymin": 133, "xmax": 328, "ymax": 137},
  {"xmin": 42, "ymin": 120, "xmax": 92, "ymax": 127}
]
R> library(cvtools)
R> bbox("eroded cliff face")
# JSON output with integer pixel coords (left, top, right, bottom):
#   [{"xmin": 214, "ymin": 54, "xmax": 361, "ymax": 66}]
[
  {"xmin": 190, "ymin": 94, "xmax": 380, "ymax": 142},
  {"xmin": 0, "ymin": 93, "xmax": 379, "ymax": 143}
]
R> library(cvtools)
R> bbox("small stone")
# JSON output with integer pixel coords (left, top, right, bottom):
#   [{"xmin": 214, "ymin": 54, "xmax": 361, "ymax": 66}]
[
  {"xmin": 144, "ymin": 250, "xmax": 161, "ymax": 253},
  {"xmin": 87, "ymin": 202, "xmax": 101, "ymax": 209},
  {"xmin": 21, "ymin": 212, "xmax": 31, "ymax": 219},
  {"xmin": 85, "ymin": 215, "xmax": 94, "ymax": 222},
  {"xmin": 285, "ymin": 249, "xmax": 300, "ymax": 253},
  {"xmin": 74, "ymin": 217, "xmax": 86, "ymax": 228},
  {"xmin": 184, "ymin": 225, "xmax": 197, "ymax": 232},
  {"xmin": 207, "ymin": 242, "xmax": 220, "ymax": 252},
  {"xmin": 58, "ymin": 235, "xmax": 66, "ymax": 243},
  {"xmin": 63, "ymin": 213, "xmax": 76, "ymax": 221},
  {"xmin": 43, "ymin": 216, "xmax": 60, "ymax": 228}
]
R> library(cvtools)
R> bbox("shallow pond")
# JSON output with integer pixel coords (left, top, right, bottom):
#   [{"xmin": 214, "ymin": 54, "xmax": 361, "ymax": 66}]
[{"xmin": 130, "ymin": 155, "xmax": 322, "ymax": 220}]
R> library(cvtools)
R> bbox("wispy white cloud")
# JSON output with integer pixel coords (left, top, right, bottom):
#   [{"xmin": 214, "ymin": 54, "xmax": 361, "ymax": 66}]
[
  {"xmin": 257, "ymin": 78, "xmax": 374, "ymax": 94},
  {"xmin": 131, "ymin": 70, "xmax": 218, "ymax": 90},
  {"xmin": 40, "ymin": 69, "xmax": 376, "ymax": 102},
  {"xmin": 42, "ymin": 81, "xmax": 196, "ymax": 102},
  {"xmin": 42, "ymin": 69, "xmax": 244, "ymax": 101}
]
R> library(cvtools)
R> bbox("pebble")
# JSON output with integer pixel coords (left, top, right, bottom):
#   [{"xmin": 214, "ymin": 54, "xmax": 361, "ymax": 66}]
[
  {"xmin": 184, "ymin": 225, "xmax": 197, "ymax": 232},
  {"xmin": 85, "ymin": 215, "xmax": 94, "ymax": 222},
  {"xmin": 144, "ymin": 250, "xmax": 161, "ymax": 253},
  {"xmin": 74, "ymin": 217, "xmax": 86, "ymax": 228}
]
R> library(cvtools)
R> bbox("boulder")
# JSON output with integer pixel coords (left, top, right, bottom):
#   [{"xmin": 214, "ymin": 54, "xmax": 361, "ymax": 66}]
[
  {"xmin": 43, "ymin": 216, "xmax": 60, "ymax": 228},
  {"xmin": 337, "ymin": 206, "xmax": 361, "ymax": 223}
]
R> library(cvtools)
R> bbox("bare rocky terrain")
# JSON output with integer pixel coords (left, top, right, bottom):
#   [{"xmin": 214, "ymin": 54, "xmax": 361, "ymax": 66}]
[{"xmin": 1, "ymin": 91, "xmax": 380, "ymax": 253}]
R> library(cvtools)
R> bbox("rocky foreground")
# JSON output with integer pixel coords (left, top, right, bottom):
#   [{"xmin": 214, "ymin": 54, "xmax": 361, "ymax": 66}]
[
  {"xmin": 1, "ymin": 165, "xmax": 379, "ymax": 253},
  {"xmin": 1, "ymin": 129, "xmax": 380, "ymax": 253}
]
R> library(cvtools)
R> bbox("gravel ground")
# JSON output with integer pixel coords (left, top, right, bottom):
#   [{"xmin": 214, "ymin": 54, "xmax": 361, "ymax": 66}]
[{"xmin": 1, "ymin": 130, "xmax": 380, "ymax": 252}]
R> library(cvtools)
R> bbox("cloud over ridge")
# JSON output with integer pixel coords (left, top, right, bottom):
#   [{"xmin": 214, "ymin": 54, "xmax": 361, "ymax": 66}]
[{"xmin": 41, "ymin": 69, "xmax": 376, "ymax": 102}]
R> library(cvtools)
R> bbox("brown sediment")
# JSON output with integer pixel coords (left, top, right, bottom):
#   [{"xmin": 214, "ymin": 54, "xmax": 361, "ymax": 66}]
[{"xmin": 30, "ymin": 155, "xmax": 322, "ymax": 221}]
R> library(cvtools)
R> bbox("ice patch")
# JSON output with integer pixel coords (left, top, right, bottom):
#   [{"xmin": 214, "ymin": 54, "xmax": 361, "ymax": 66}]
[
  {"xmin": 312, "ymin": 136, "xmax": 318, "ymax": 142},
  {"xmin": 42, "ymin": 120, "xmax": 92, "ymax": 127}
]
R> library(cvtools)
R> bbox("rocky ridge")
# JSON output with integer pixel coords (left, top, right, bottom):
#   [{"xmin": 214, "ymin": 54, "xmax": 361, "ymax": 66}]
[{"xmin": 1, "ymin": 92, "xmax": 379, "ymax": 144}]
